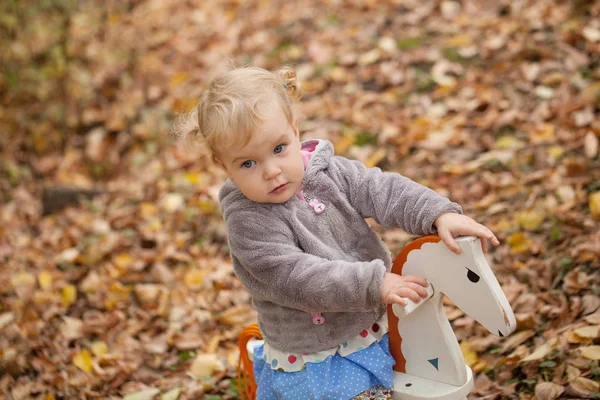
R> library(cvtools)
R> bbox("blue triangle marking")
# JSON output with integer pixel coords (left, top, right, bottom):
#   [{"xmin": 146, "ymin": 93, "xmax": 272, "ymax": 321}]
[{"xmin": 428, "ymin": 358, "xmax": 439, "ymax": 370}]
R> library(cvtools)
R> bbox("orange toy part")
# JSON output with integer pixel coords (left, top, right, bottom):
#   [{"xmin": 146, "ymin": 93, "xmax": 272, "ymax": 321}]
[
  {"xmin": 387, "ymin": 235, "xmax": 440, "ymax": 372},
  {"xmin": 238, "ymin": 324, "xmax": 262, "ymax": 400}
]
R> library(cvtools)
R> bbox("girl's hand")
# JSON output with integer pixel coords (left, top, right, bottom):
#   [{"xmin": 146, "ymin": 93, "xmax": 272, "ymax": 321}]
[
  {"xmin": 381, "ymin": 272, "xmax": 429, "ymax": 306},
  {"xmin": 434, "ymin": 213, "xmax": 500, "ymax": 254}
]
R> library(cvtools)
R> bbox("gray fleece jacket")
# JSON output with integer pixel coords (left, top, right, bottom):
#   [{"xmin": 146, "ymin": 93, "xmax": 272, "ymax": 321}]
[{"xmin": 219, "ymin": 140, "xmax": 462, "ymax": 354}]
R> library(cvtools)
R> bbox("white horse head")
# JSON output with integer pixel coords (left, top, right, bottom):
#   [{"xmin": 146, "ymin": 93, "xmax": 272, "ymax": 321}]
[{"xmin": 388, "ymin": 235, "xmax": 516, "ymax": 386}]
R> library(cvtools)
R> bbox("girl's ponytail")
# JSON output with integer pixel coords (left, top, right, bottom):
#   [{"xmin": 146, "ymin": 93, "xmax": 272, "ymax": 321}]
[
  {"xmin": 276, "ymin": 66, "xmax": 302, "ymax": 102},
  {"xmin": 170, "ymin": 107, "xmax": 200, "ymax": 143}
]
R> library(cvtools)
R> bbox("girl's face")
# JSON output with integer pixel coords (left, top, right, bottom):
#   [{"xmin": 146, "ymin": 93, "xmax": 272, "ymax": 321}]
[{"xmin": 218, "ymin": 101, "xmax": 305, "ymax": 204}]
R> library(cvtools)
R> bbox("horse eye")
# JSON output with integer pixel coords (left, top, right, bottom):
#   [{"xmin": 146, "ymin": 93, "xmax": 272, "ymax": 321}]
[{"xmin": 466, "ymin": 268, "xmax": 480, "ymax": 283}]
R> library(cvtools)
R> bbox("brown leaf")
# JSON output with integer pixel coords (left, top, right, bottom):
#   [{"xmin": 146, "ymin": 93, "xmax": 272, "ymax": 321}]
[
  {"xmin": 567, "ymin": 377, "xmax": 600, "ymax": 397},
  {"xmin": 563, "ymin": 268, "xmax": 591, "ymax": 293},
  {"xmin": 535, "ymin": 382, "xmax": 564, "ymax": 400},
  {"xmin": 582, "ymin": 296, "xmax": 600, "ymax": 316},
  {"xmin": 500, "ymin": 329, "xmax": 535, "ymax": 354}
]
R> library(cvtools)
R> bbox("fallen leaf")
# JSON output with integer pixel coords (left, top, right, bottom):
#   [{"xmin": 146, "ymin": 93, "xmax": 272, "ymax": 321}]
[
  {"xmin": 502, "ymin": 329, "xmax": 535, "ymax": 354},
  {"xmin": 184, "ymin": 269, "xmax": 206, "ymax": 289},
  {"xmin": 578, "ymin": 345, "xmax": 600, "ymax": 360},
  {"xmin": 123, "ymin": 388, "xmax": 161, "ymax": 400},
  {"xmin": 62, "ymin": 284, "xmax": 77, "ymax": 308},
  {"xmin": 61, "ymin": 317, "xmax": 83, "ymax": 341},
  {"xmin": 0, "ymin": 312, "xmax": 15, "ymax": 330},
  {"xmin": 460, "ymin": 341, "xmax": 479, "ymax": 367},
  {"xmin": 516, "ymin": 210, "xmax": 545, "ymax": 231},
  {"xmin": 535, "ymin": 382, "xmax": 564, "ymax": 400},
  {"xmin": 508, "ymin": 232, "xmax": 532, "ymax": 255},
  {"xmin": 72, "ymin": 349, "xmax": 93, "ymax": 373},
  {"xmin": 91, "ymin": 341, "xmax": 108, "ymax": 357},
  {"xmin": 589, "ymin": 191, "xmax": 600, "ymax": 220},
  {"xmin": 585, "ymin": 311, "xmax": 600, "ymax": 324},
  {"xmin": 161, "ymin": 387, "xmax": 182, "ymax": 400},
  {"xmin": 568, "ymin": 377, "xmax": 599, "ymax": 396},
  {"xmin": 566, "ymin": 365, "xmax": 581, "ymax": 382},
  {"xmin": 531, "ymin": 123, "xmax": 556, "ymax": 143},
  {"xmin": 567, "ymin": 325, "xmax": 600, "ymax": 344},
  {"xmin": 38, "ymin": 271, "xmax": 53, "ymax": 290},
  {"xmin": 189, "ymin": 353, "xmax": 224, "ymax": 379},
  {"xmin": 584, "ymin": 132, "xmax": 599, "ymax": 159}
]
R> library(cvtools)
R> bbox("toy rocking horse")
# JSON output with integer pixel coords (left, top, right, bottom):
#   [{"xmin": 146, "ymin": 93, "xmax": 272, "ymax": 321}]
[{"xmin": 238, "ymin": 235, "xmax": 516, "ymax": 399}]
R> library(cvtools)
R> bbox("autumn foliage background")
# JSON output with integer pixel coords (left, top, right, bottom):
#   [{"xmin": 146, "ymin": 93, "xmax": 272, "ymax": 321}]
[{"xmin": 1, "ymin": 0, "xmax": 600, "ymax": 399}]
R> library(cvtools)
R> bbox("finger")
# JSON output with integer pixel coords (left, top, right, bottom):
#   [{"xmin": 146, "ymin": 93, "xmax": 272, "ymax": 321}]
[
  {"xmin": 481, "ymin": 237, "xmax": 488, "ymax": 253},
  {"xmin": 403, "ymin": 282, "xmax": 429, "ymax": 298},
  {"xmin": 438, "ymin": 228, "xmax": 460, "ymax": 254},
  {"xmin": 403, "ymin": 275, "xmax": 429, "ymax": 287},
  {"xmin": 388, "ymin": 294, "xmax": 407, "ymax": 306},
  {"xmin": 486, "ymin": 228, "xmax": 500, "ymax": 246},
  {"xmin": 395, "ymin": 288, "xmax": 422, "ymax": 303}
]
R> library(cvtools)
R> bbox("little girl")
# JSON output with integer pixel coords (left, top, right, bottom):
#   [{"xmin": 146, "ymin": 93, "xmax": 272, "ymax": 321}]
[{"xmin": 174, "ymin": 66, "xmax": 499, "ymax": 399}]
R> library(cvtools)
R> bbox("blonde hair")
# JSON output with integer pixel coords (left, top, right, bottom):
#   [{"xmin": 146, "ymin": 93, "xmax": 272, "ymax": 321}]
[{"xmin": 171, "ymin": 66, "xmax": 301, "ymax": 163}]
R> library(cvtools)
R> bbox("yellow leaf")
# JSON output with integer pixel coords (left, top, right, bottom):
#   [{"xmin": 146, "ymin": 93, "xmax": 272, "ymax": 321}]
[
  {"xmin": 472, "ymin": 360, "xmax": 489, "ymax": 373},
  {"xmin": 531, "ymin": 123, "xmax": 556, "ymax": 144},
  {"xmin": 508, "ymin": 232, "xmax": 532, "ymax": 254},
  {"xmin": 516, "ymin": 210, "xmax": 545, "ymax": 231},
  {"xmin": 62, "ymin": 285, "xmax": 77, "ymax": 308},
  {"xmin": 109, "ymin": 281, "xmax": 131, "ymax": 295},
  {"xmin": 72, "ymin": 349, "xmax": 93, "ymax": 373},
  {"xmin": 185, "ymin": 269, "xmax": 206, "ymax": 289},
  {"xmin": 446, "ymin": 34, "xmax": 472, "ymax": 47},
  {"xmin": 460, "ymin": 341, "xmax": 479, "ymax": 367},
  {"xmin": 589, "ymin": 191, "xmax": 600, "ymax": 220},
  {"xmin": 140, "ymin": 202, "xmax": 158, "ymax": 219},
  {"xmin": 184, "ymin": 172, "xmax": 201, "ymax": 185},
  {"xmin": 91, "ymin": 341, "xmax": 108, "ymax": 357},
  {"xmin": 334, "ymin": 133, "xmax": 357, "ymax": 155},
  {"xmin": 169, "ymin": 72, "xmax": 188, "ymax": 87},
  {"xmin": 366, "ymin": 148, "xmax": 386, "ymax": 168},
  {"xmin": 147, "ymin": 218, "xmax": 162, "ymax": 232},
  {"xmin": 579, "ymin": 345, "xmax": 600, "ymax": 360},
  {"xmin": 108, "ymin": 13, "xmax": 121, "ymax": 24},
  {"xmin": 46, "ymin": 394, "xmax": 56, "ymax": 400},
  {"xmin": 38, "ymin": 271, "xmax": 53, "ymax": 290},
  {"xmin": 495, "ymin": 136, "xmax": 525, "ymax": 150},
  {"xmin": 580, "ymin": 81, "xmax": 600, "ymax": 104},
  {"xmin": 114, "ymin": 253, "xmax": 133, "ymax": 270},
  {"xmin": 197, "ymin": 201, "xmax": 217, "ymax": 215},
  {"xmin": 11, "ymin": 272, "xmax": 36, "ymax": 288},
  {"xmin": 547, "ymin": 145, "xmax": 564, "ymax": 159},
  {"xmin": 206, "ymin": 335, "xmax": 222, "ymax": 353}
]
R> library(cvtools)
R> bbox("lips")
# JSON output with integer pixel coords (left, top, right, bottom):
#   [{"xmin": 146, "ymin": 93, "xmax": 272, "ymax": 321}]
[{"xmin": 270, "ymin": 183, "xmax": 288, "ymax": 194}]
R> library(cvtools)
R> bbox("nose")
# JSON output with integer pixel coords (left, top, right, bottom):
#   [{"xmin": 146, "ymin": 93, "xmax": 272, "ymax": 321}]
[{"xmin": 263, "ymin": 161, "xmax": 282, "ymax": 180}]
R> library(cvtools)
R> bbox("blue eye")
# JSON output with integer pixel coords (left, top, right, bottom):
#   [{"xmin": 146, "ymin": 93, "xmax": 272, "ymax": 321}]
[
  {"xmin": 241, "ymin": 160, "xmax": 256, "ymax": 169},
  {"xmin": 274, "ymin": 144, "xmax": 286, "ymax": 154}
]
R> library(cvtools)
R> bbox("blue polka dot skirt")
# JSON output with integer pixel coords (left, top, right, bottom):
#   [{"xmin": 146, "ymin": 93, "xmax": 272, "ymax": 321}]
[{"xmin": 253, "ymin": 333, "xmax": 395, "ymax": 399}]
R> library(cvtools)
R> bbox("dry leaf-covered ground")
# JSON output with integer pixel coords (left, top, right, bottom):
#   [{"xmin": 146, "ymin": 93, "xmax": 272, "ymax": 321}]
[{"xmin": 1, "ymin": 0, "xmax": 600, "ymax": 399}]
